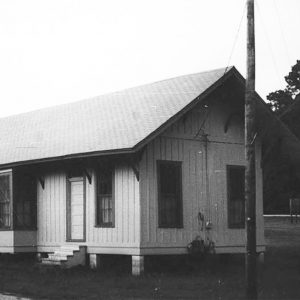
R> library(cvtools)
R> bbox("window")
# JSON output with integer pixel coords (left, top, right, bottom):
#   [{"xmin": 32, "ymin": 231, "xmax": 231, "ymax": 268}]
[
  {"xmin": 227, "ymin": 165, "xmax": 245, "ymax": 228},
  {"xmin": 14, "ymin": 173, "xmax": 37, "ymax": 230},
  {"xmin": 96, "ymin": 169, "xmax": 114, "ymax": 227},
  {"xmin": 157, "ymin": 161, "xmax": 183, "ymax": 228},
  {"xmin": 0, "ymin": 171, "xmax": 12, "ymax": 229}
]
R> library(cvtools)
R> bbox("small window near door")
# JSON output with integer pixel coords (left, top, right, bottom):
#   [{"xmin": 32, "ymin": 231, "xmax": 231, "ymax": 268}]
[
  {"xmin": 227, "ymin": 165, "xmax": 245, "ymax": 228},
  {"xmin": 0, "ymin": 171, "xmax": 12, "ymax": 229},
  {"xmin": 157, "ymin": 161, "xmax": 183, "ymax": 228},
  {"xmin": 96, "ymin": 169, "xmax": 114, "ymax": 227}
]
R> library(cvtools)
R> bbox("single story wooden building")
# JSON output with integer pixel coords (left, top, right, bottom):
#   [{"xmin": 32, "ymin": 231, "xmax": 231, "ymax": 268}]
[{"xmin": 0, "ymin": 66, "xmax": 298, "ymax": 274}]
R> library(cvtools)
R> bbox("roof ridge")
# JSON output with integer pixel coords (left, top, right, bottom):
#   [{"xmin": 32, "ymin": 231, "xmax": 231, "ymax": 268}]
[
  {"xmin": 0, "ymin": 66, "xmax": 233, "ymax": 121},
  {"xmin": 130, "ymin": 66, "xmax": 232, "ymax": 87}
]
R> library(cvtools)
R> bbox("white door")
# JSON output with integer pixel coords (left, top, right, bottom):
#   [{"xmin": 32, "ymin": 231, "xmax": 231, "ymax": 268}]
[{"xmin": 68, "ymin": 177, "xmax": 85, "ymax": 241}]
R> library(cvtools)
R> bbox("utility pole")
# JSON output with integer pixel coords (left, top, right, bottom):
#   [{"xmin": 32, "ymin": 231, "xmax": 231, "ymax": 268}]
[{"xmin": 245, "ymin": 0, "xmax": 257, "ymax": 299}]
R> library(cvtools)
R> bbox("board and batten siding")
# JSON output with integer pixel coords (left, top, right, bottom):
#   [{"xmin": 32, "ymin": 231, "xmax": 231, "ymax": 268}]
[
  {"xmin": 139, "ymin": 98, "xmax": 265, "ymax": 254},
  {"xmin": 37, "ymin": 164, "xmax": 140, "ymax": 254}
]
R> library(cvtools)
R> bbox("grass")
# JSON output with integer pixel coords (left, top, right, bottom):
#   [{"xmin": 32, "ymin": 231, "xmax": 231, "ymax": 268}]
[{"xmin": 0, "ymin": 217, "xmax": 300, "ymax": 299}]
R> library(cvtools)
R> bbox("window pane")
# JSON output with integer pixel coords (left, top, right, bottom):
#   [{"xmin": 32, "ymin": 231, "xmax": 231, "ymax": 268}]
[
  {"xmin": 228, "ymin": 166, "xmax": 245, "ymax": 228},
  {"xmin": 96, "ymin": 169, "xmax": 114, "ymax": 227},
  {"xmin": 160, "ymin": 165, "xmax": 178, "ymax": 194},
  {"xmin": 14, "ymin": 173, "xmax": 37, "ymax": 229},
  {"xmin": 0, "ymin": 173, "xmax": 11, "ymax": 228},
  {"xmin": 158, "ymin": 161, "xmax": 182, "ymax": 228}
]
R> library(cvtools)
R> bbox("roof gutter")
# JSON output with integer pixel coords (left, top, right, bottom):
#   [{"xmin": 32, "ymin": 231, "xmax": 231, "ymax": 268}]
[{"xmin": 0, "ymin": 147, "xmax": 135, "ymax": 170}]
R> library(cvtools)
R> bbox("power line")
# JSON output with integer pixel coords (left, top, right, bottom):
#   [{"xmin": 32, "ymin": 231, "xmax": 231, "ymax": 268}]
[
  {"xmin": 272, "ymin": 0, "xmax": 292, "ymax": 66},
  {"xmin": 255, "ymin": 0, "xmax": 281, "ymax": 85},
  {"xmin": 224, "ymin": 2, "xmax": 247, "ymax": 74}
]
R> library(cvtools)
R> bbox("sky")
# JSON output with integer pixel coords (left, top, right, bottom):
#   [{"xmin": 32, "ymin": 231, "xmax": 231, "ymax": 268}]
[{"xmin": 0, "ymin": 0, "xmax": 299, "ymax": 118}]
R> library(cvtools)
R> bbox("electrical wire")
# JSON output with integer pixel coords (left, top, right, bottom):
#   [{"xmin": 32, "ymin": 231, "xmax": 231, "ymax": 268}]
[
  {"xmin": 224, "ymin": 2, "xmax": 247, "ymax": 75},
  {"xmin": 272, "ymin": 0, "xmax": 292, "ymax": 66},
  {"xmin": 255, "ymin": 0, "xmax": 281, "ymax": 85}
]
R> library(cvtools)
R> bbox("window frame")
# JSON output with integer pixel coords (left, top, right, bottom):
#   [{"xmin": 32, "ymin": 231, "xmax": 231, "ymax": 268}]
[
  {"xmin": 157, "ymin": 160, "xmax": 183, "ymax": 229},
  {"xmin": 66, "ymin": 175, "xmax": 86, "ymax": 242},
  {"xmin": 95, "ymin": 168, "xmax": 115, "ymax": 228},
  {"xmin": 227, "ymin": 165, "xmax": 246, "ymax": 229},
  {"xmin": 13, "ymin": 172, "xmax": 37, "ymax": 231},
  {"xmin": 0, "ymin": 169, "xmax": 13, "ymax": 230}
]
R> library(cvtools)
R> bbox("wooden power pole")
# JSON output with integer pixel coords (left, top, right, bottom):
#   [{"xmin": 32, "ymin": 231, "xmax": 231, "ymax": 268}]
[{"xmin": 245, "ymin": 0, "xmax": 257, "ymax": 299}]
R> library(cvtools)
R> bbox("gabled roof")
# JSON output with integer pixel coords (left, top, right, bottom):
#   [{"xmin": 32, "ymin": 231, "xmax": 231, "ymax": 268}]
[{"xmin": 0, "ymin": 66, "xmax": 236, "ymax": 167}]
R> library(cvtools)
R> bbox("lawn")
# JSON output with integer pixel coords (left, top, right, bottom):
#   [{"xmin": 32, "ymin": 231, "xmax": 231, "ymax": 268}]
[{"xmin": 0, "ymin": 217, "xmax": 300, "ymax": 299}]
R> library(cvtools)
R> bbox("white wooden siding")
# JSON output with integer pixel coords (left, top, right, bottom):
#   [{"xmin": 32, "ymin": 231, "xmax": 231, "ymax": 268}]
[
  {"xmin": 37, "ymin": 164, "xmax": 140, "ymax": 253},
  {"xmin": 140, "ymin": 99, "xmax": 265, "ymax": 252},
  {"xmin": 35, "ymin": 97, "xmax": 264, "ymax": 255},
  {"xmin": 0, "ymin": 231, "xmax": 14, "ymax": 252},
  {"xmin": 37, "ymin": 171, "xmax": 66, "ymax": 246},
  {"xmin": 86, "ymin": 164, "xmax": 140, "ymax": 249}
]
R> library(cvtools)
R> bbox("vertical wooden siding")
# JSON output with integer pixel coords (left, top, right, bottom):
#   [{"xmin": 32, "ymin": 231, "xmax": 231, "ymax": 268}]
[
  {"xmin": 140, "ymin": 99, "xmax": 265, "ymax": 250},
  {"xmin": 37, "ymin": 164, "xmax": 140, "ymax": 251},
  {"xmin": 36, "ymin": 97, "xmax": 264, "ymax": 253},
  {"xmin": 86, "ymin": 164, "xmax": 140, "ymax": 248},
  {"xmin": 37, "ymin": 171, "xmax": 66, "ymax": 246},
  {"xmin": 140, "ymin": 137, "xmax": 206, "ymax": 247}
]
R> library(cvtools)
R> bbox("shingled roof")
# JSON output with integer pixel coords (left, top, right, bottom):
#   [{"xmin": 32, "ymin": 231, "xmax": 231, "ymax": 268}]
[{"xmin": 0, "ymin": 66, "xmax": 239, "ymax": 167}]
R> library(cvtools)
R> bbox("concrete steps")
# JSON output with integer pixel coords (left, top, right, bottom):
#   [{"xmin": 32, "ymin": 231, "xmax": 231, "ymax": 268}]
[{"xmin": 41, "ymin": 245, "xmax": 86, "ymax": 268}]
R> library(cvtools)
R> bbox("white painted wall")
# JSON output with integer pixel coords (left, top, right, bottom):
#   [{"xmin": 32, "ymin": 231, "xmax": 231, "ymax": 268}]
[
  {"xmin": 7, "ymin": 91, "xmax": 265, "ymax": 256},
  {"xmin": 139, "ymin": 97, "xmax": 265, "ymax": 254},
  {"xmin": 0, "ymin": 231, "xmax": 14, "ymax": 253},
  {"xmin": 0, "ymin": 94, "xmax": 265, "ymax": 255},
  {"xmin": 36, "ymin": 163, "xmax": 140, "ymax": 254}
]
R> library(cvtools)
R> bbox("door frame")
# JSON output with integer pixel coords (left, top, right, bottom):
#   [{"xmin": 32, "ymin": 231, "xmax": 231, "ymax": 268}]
[{"xmin": 66, "ymin": 176, "xmax": 86, "ymax": 242}]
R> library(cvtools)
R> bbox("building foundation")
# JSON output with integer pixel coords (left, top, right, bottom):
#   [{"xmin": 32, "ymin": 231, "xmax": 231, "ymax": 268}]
[{"xmin": 132, "ymin": 255, "xmax": 144, "ymax": 276}]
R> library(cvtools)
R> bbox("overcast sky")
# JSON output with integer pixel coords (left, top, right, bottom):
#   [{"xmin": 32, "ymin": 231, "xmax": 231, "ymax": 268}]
[{"xmin": 0, "ymin": 0, "xmax": 299, "ymax": 117}]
